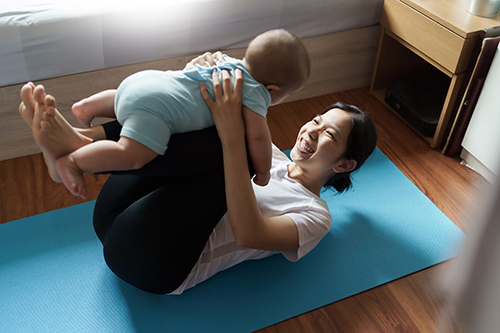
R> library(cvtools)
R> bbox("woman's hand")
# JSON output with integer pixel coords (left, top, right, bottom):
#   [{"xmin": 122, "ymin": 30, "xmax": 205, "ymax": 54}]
[
  {"xmin": 200, "ymin": 68, "xmax": 244, "ymax": 143},
  {"xmin": 185, "ymin": 51, "xmax": 225, "ymax": 69}
]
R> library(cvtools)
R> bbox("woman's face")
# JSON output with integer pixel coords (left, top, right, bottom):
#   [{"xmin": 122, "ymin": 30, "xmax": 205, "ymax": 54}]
[{"xmin": 290, "ymin": 108, "xmax": 354, "ymax": 175}]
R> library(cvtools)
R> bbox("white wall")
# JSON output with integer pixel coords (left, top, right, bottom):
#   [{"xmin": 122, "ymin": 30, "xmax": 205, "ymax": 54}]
[{"xmin": 461, "ymin": 43, "xmax": 500, "ymax": 183}]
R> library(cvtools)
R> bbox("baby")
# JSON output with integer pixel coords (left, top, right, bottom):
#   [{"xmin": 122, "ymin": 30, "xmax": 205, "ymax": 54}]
[{"xmin": 54, "ymin": 29, "xmax": 310, "ymax": 199}]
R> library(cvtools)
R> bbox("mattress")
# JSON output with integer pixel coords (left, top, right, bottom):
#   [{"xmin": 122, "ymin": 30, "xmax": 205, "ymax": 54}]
[{"xmin": 0, "ymin": 0, "xmax": 383, "ymax": 87}]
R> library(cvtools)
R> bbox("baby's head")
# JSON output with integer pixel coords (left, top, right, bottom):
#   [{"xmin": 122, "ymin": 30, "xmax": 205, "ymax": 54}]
[{"xmin": 243, "ymin": 29, "xmax": 310, "ymax": 106}]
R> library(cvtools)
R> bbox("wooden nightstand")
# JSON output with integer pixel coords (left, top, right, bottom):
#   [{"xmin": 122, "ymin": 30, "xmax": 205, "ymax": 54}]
[{"xmin": 370, "ymin": 0, "xmax": 500, "ymax": 148}]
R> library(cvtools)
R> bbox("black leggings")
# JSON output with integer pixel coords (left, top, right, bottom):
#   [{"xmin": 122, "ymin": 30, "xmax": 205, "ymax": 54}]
[{"xmin": 93, "ymin": 122, "xmax": 243, "ymax": 294}]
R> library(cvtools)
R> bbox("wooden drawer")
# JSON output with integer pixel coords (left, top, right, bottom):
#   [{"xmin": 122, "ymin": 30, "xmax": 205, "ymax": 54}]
[{"xmin": 381, "ymin": 0, "xmax": 467, "ymax": 73}]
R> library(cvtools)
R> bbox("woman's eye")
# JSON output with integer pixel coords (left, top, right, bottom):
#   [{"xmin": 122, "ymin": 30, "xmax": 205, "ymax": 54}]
[{"xmin": 313, "ymin": 119, "xmax": 319, "ymax": 124}]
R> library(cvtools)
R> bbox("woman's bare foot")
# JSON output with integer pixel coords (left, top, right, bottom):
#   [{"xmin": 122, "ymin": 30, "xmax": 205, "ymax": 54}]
[
  {"xmin": 32, "ymin": 85, "xmax": 93, "ymax": 183},
  {"xmin": 55, "ymin": 155, "xmax": 89, "ymax": 199},
  {"xmin": 22, "ymin": 82, "xmax": 105, "ymax": 140},
  {"xmin": 19, "ymin": 82, "xmax": 36, "ymax": 128},
  {"xmin": 72, "ymin": 98, "xmax": 95, "ymax": 128}
]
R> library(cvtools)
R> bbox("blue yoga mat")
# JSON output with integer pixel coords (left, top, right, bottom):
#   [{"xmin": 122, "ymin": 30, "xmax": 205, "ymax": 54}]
[{"xmin": 0, "ymin": 148, "xmax": 465, "ymax": 332}]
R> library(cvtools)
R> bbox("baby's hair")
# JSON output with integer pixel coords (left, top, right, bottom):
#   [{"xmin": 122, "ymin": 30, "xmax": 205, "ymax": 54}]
[{"xmin": 244, "ymin": 29, "xmax": 310, "ymax": 90}]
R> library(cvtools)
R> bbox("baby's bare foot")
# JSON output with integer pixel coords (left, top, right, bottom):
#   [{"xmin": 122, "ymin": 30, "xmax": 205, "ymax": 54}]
[
  {"xmin": 31, "ymin": 85, "xmax": 93, "ymax": 183},
  {"xmin": 72, "ymin": 89, "xmax": 117, "ymax": 128},
  {"xmin": 72, "ymin": 98, "xmax": 94, "ymax": 128},
  {"xmin": 19, "ymin": 82, "xmax": 36, "ymax": 128},
  {"xmin": 55, "ymin": 155, "xmax": 89, "ymax": 199}
]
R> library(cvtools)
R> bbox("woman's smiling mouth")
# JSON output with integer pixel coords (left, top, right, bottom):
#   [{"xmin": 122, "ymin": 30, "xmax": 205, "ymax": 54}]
[{"xmin": 299, "ymin": 138, "xmax": 315, "ymax": 153}]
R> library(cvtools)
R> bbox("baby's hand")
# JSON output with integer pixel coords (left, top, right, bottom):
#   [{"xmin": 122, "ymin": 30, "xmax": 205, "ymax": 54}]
[
  {"xmin": 253, "ymin": 172, "xmax": 270, "ymax": 187},
  {"xmin": 185, "ymin": 51, "xmax": 225, "ymax": 69}
]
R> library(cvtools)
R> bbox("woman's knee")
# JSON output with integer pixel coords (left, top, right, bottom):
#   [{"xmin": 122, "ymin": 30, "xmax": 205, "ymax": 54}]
[{"xmin": 102, "ymin": 241, "xmax": 181, "ymax": 294}]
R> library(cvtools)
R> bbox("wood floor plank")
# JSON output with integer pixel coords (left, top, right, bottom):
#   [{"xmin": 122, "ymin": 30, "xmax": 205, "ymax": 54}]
[
  {"xmin": 1, "ymin": 86, "xmax": 485, "ymax": 332},
  {"xmin": 0, "ymin": 154, "xmax": 106, "ymax": 223}
]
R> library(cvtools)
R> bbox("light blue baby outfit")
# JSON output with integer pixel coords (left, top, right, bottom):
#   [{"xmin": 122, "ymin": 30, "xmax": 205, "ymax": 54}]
[{"xmin": 114, "ymin": 56, "xmax": 271, "ymax": 155}]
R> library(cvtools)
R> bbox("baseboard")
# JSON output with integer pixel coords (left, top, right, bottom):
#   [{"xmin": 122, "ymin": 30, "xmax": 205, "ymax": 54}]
[{"xmin": 460, "ymin": 148, "xmax": 497, "ymax": 183}]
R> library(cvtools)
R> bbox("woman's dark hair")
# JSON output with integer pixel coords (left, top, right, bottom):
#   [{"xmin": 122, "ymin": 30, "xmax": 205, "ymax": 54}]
[{"xmin": 323, "ymin": 102, "xmax": 378, "ymax": 193}]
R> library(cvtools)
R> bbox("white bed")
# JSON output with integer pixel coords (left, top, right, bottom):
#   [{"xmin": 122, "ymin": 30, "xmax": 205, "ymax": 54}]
[{"xmin": 0, "ymin": 0, "xmax": 383, "ymax": 160}]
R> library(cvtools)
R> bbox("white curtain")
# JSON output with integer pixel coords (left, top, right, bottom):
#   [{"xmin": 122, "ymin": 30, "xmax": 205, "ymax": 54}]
[{"xmin": 440, "ymin": 166, "xmax": 500, "ymax": 332}]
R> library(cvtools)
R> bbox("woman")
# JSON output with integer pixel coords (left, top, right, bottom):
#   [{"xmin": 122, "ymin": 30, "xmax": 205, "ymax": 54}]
[{"xmin": 21, "ymin": 53, "xmax": 377, "ymax": 295}]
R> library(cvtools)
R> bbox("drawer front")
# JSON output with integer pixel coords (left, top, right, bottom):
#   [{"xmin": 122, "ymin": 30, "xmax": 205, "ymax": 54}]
[{"xmin": 381, "ymin": 0, "xmax": 465, "ymax": 73}]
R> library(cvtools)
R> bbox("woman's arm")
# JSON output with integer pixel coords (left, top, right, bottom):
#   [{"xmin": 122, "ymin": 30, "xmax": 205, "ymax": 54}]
[{"xmin": 200, "ymin": 69, "xmax": 299, "ymax": 252}]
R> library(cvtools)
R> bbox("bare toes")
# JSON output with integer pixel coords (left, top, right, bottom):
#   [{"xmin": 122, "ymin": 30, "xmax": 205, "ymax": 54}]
[
  {"xmin": 68, "ymin": 183, "xmax": 80, "ymax": 197},
  {"xmin": 20, "ymin": 83, "xmax": 36, "ymax": 114},
  {"xmin": 20, "ymin": 83, "xmax": 35, "ymax": 102},
  {"xmin": 41, "ymin": 111, "xmax": 51, "ymax": 122},
  {"xmin": 77, "ymin": 188, "xmax": 89, "ymax": 200},
  {"xmin": 33, "ymin": 85, "xmax": 46, "ymax": 104},
  {"xmin": 45, "ymin": 105, "xmax": 56, "ymax": 117},
  {"xmin": 45, "ymin": 94, "xmax": 57, "ymax": 108},
  {"xmin": 19, "ymin": 102, "xmax": 28, "ymax": 118}
]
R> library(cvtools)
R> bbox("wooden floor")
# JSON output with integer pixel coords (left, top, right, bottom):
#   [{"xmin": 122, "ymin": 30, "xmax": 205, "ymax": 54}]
[{"xmin": 0, "ymin": 86, "xmax": 488, "ymax": 332}]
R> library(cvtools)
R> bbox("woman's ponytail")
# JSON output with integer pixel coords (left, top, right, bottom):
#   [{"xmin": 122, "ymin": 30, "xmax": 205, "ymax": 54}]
[{"xmin": 326, "ymin": 172, "xmax": 352, "ymax": 193}]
